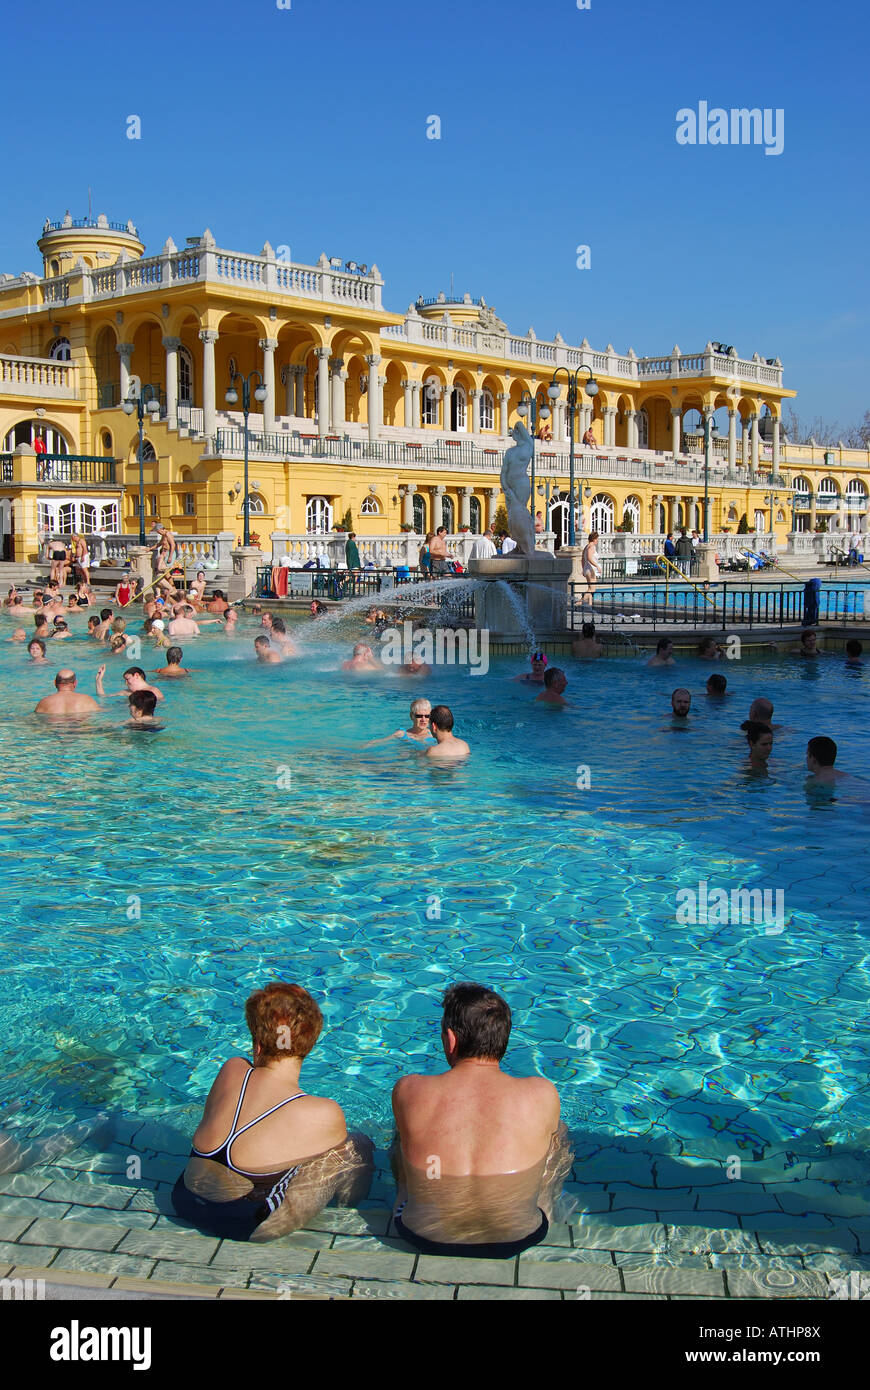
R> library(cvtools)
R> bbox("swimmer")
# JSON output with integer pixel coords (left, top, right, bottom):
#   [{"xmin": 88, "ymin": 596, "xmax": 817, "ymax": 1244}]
[
  {"xmin": 515, "ymin": 652, "xmax": 547, "ymax": 684},
  {"xmin": 399, "ymin": 657, "xmax": 432, "ymax": 677},
  {"xmin": 126, "ymin": 689, "xmax": 164, "ymax": 729},
  {"xmin": 647, "ymin": 637, "xmax": 675, "ymax": 667},
  {"xmin": 535, "ymin": 668, "xmax": 570, "ymax": 707},
  {"xmin": 425, "ymin": 704, "xmax": 470, "ymax": 760},
  {"xmin": 747, "ymin": 697, "xmax": 782, "ymax": 733},
  {"xmin": 845, "ymin": 638, "xmax": 863, "ymax": 668},
  {"xmin": 27, "ymin": 637, "xmax": 48, "ymax": 664},
  {"xmin": 798, "ymin": 629, "xmax": 819, "ymax": 658},
  {"xmin": 153, "ymin": 646, "xmax": 192, "ymax": 679},
  {"xmin": 66, "ymin": 595, "xmax": 80, "ymax": 612},
  {"xmin": 363, "ymin": 698, "xmax": 435, "ymax": 748},
  {"xmin": 671, "ymin": 688, "xmax": 691, "ymax": 718},
  {"xmin": 168, "ymin": 604, "xmax": 201, "ymax": 638},
  {"xmin": 2, "ymin": 586, "xmax": 18, "ymax": 608},
  {"xmin": 33, "ymin": 612, "xmax": 50, "ymax": 637},
  {"xmin": 86, "ymin": 614, "xmax": 101, "ymax": 639},
  {"xmin": 342, "ymin": 643, "xmax": 380, "ymax": 673},
  {"xmin": 9, "ymin": 627, "xmax": 26, "ymax": 643},
  {"xmin": 805, "ymin": 736, "xmax": 847, "ymax": 786},
  {"xmin": 270, "ymin": 617, "xmax": 299, "ymax": 656},
  {"xmin": 573, "ymin": 622, "xmax": 604, "ymax": 660},
  {"xmin": 108, "ymin": 633, "xmax": 128, "ymax": 655},
  {"xmin": 260, "ymin": 612, "xmax": 274, "ymax": 634},
  {"xmin": 51, "ymin": 619, "xmax": 73, "ymax": 640},
  {"xmin": 254, "ymin": 636, "xmax": 283, "ymax": 664},
  {"xmin": 222, "ymin": 609, "xmax": 239, "ymax": 635},
  {"xmin": 706, "ymin": 673, "xmax": 727, "ymax": 697},
  {"xmin": 35, "ymin": 669, "xmax": 99, "ymax": 716},
  {"xmin": 206, "ymin": 590, "xmax": 230, "ymax": 615},
  {"xmin": 697, "ymin": 637, "xmax": 724, "ymax": 661},
  {"xmin": 310, "ymin": 601, "xmax": 326, "ymax": 619},
  {"xmin": 188, "ymin": 570, "xmax": 207, "ymax": 607},
  {"xmin": 251, "ymin": 604, "xmax": 263, "ymax": 617},
  {"xmin": 148, "ymin": 618, "xmax": 171, "ymax": 649},
  {"xmin": 96, "ymin": 664, "xmax": 166, "ymax": 703},
  {"xmin": 93, "ymin": 607, "xmax": 114, "ymax": 641},
  {"xmin": 741, "ymin": 719, "xmax": 773, "ymax": 772}
]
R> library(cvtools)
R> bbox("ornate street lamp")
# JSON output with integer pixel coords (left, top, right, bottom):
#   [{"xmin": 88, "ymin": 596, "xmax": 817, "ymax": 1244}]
[
  {"xmin": 548, "ymin": 365, "xmax": 599, "ymax": 546},
  {"xmin": 226, "ymin": 371, "xmax": 268, "ymax": 545},
  {"xmin": 701, "ymin": 413, "xmax": 720, "ymax": 542},
  {"xmin": 122, "ymin": 383, "xmax": 161, "ymax": 546}
]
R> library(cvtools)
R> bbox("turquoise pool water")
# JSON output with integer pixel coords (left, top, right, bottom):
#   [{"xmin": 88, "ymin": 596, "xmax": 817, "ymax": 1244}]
[{"xmin": 1, "ymin": 614, "xmax": 869, "ymax": 1179}]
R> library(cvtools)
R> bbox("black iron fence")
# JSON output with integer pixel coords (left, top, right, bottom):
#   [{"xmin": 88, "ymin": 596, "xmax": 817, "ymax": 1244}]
[{"xmin": 570, "ymin": 581, "xmax": 868, "ymax": 631}]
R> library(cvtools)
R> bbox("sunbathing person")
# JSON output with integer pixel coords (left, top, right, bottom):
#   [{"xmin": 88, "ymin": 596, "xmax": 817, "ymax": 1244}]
[
  {"xmin": 391, "ymin": 982, "xmax": 573, "ymax": 1256},
  {"xmin": 172, "ymin": 982, "xmax": 374, "ymax": 1242}
]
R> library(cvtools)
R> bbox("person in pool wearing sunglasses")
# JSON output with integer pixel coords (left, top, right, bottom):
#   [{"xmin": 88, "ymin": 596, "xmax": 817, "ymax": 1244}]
[
  {"xmin": 514, "ymin": 652, "xmax": 548, "ymax": 684},
  {"xmin": 362, "ymin": 698, "xmax": 436, "ymax": 748}
]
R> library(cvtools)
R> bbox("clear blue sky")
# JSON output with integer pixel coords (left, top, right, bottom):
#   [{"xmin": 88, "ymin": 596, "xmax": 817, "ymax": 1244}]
[{"xmin": 3, "ymin": 0, "xmax": 867, "ymax": 426}]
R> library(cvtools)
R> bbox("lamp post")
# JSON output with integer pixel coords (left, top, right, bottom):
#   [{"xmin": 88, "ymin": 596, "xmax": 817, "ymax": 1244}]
[
  {"xmin": 515, "ymin": 391, "xmax": 551, "ymax": 535},
  {"xmin": 577, "ymin": 477, "xmax": 592, "ymax": 541},
  {"xmin": 763, "ymin": 489, "xmax": 780, "ymax": 537},
  {"xmin": 548, "ymin": 365, "xmax": 599, "ymax": 546},
  {"xmin": 226, "ymin": 371, "xmax": 267, "ymax": 546},
  {"xmin": 701, "ymin": 412, "xmax": 720, "ymax": 543},
  {"xmin": 122, "ymin": 383, "xmax": 162, "ymax": 546}
]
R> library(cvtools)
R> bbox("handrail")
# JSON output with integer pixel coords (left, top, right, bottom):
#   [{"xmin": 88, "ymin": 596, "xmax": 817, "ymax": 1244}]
[{"xmin": 654, "ymin": 553, "xmax": 717, "ymax": 607}]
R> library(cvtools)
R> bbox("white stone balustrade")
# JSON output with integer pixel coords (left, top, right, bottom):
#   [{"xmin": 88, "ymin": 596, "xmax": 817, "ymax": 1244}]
[{"xmin": 0, "ymin": 354, "xmax": 79, "ymax": 398}]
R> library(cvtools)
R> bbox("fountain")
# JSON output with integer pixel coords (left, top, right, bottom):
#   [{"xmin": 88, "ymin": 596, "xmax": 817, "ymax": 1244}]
[{"xmin": 467, "ymin": 422, "xmax": 573, "ymax": 640}]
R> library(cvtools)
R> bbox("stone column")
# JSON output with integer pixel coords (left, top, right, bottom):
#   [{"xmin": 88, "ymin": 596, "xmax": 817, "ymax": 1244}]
[
  {"xmin": 316, "ymin": 348, "xmax": 330, "ymax": 438},
  {"xmin": 603, "ymin": 406, "xmax": 616, "ymax": 447},
  {"xmin": 460, "ymin": 486, "xmax": 472, "ymax": 528},
  {"xmin": 626, "ymin": 410, "xmax": 637, "ymax": 450},
  {"xmin": 470, "ymin": 388, "xmax": 481, "ymax": 436},
  {"xmin": 329, "ymin": 357, "xmax": 345, "ymax": 433},
  {"xmin": 772, "ymin": 416, "xmax": 780, "ymax": 472},
  {"xmin": 487, "ymin": 487, "xmax": 499, "ymax": 528},
  {"xmin": 402, "ymin": 379, "xmax": 413, "ymax": 428},
  {"xmin": 162, "ymin": 336, "xmax": 180, "ymax": 428},
  {"xmin": 283, "ymin": 365, "xmax": 294, "ymax": 417},
  {"xmin": 652, "ymin": 494, "xmax": 661, "ymax": 532},
  {"xmin": 810, "ymin": 490, "xmax": 817, "ymax": 530},
  {"xmin": 498, "ymin": 392, "xmax": 509, "ymax": 436},
  {"xmin": 727, "ymin": 409, "xmax": 738, "ymax": 468},
  {"xmin": 259, "ymin": 337, "xmax": 277, "ymax": 433},
  {"xmin": 117, "ymin": 342, "xmax": 134, "ymax": 404},
  {"xmin": 671, "ymin": 408, "xmax": 681, "ymax": 457},
  {"xmin": 402, "ymin": 484, "xmax": 416, "ymax": 526},
  {"xmin": 411, "ymin": 380, "xmax": 421, "ymax": 429},
  {"xmin": 442, "ymin": 383, "xmax": 452, "ymax": 433},
  {"xmin": 198, "ymin": 329, "xmax": 219, "ymax": 440},
  {"xmin": 741, "ymin": 418, "xmax": 750, "ymax": 468},
  {"xmin": 670, "ymin": 497, "xmax": 680, "ymax": 530},
  {"xmin": 365, "ymin": 354, "xmax": 381, "ymax": 443},
  {"xmin": 295, "ymin": 366, "xmax": 306, "ymax": 418},
  {"xmin": 750, "ymin": 415, "xmax": 760, "ymax": 473},
  {"xmin": 378, "ymin": 374, "xmax": 386, "ymax": 435}
]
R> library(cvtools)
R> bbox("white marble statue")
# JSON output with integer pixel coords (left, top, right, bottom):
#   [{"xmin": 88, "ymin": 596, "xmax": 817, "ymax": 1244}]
[{"xmin": 500, "ymin": 421, "xmax": 535, "ymax": 555}]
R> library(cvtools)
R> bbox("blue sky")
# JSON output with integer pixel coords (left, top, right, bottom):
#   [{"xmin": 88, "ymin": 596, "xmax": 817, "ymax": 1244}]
[{"xmin": 3, "ymin": 0, "xmax": 867, "ymax": 426}]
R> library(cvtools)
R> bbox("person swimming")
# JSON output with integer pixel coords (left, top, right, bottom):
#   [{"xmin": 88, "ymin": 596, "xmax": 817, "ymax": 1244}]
[
  {"xmin": 153, "ymin": 646, "xmax": 192, "ymax": 679},
  {"xmin": 362, "ymin": 698, "xmax": 435, "ymax": 748},
  {"xmin": 535, "ymin": 668, "xmax": 570, "ymax": 707},
  {"xmin": 172, "ymin": 982, "xmax": 374, "ymax": 1242},
  {"xmin": 741, "ymin": 719, "xmax": 773, "ymax": 772},
  {"xmin": 425, "ymin": 704, "xmax": 470, "ymax": 760},
  {"xmin": 126, "ymin": 689, "xmax": 164, "ymax": 729},
  {"xmin": 671, "ymin": 688, "xmax": 691, "ymax": 718},
  {"xmin": 706, "ymin": 673, "xmax": 727, "ymax": 696},
  {"xmin": 254, "ymin": 636, "xmax": 283, "ymax": 664},
  {"xmin": 342, "ymin": 643, "xmax": 381, "ymax": 673},
  {"xmin": 514, "ymin": 652, "xmax": 547, "ymax": 684}
]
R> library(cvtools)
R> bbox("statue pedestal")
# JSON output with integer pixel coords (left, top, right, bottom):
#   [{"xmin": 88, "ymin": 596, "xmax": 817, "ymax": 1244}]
[
  {"xmin": 468, "ymin": 551, "xmax": 573, "ymax": 639},
  {"xmin": 128, "ymin": 546, "xmax": 153, "ymax": 592},
  {"xmin": 228, "ymin": 546, "xmax": 263, "ymax": 602}
]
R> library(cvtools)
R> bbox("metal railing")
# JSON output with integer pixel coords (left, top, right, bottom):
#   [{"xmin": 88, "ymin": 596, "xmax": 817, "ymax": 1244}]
[
  {"xmin": 0, "ymin": 453, "xmax": 117, "ymax": 484},
  {"xmin": 569, "ymin": 581, "xmax": 868, "ymax": 631},
  {"xmin": 256, "ymin": 565, "xmax": 418, "ymax": 601}
]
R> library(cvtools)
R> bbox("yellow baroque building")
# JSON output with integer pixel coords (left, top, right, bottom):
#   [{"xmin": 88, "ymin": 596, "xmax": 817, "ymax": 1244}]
[{"xmin": 1, "ymin": 210, "xmax": 868, "ymax": 564}]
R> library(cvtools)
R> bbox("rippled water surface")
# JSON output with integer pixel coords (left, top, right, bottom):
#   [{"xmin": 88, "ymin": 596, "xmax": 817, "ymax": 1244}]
[{"xmin": 1, "ymin": 612, "xmax": 868, "ymax": 1165}]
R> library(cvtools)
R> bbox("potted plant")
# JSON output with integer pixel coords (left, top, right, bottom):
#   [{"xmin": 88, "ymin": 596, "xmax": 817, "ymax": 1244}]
[
  {"xmin": 399, "ymin": 522, "xmax": 414, "ymax": 532},
  {"xmin": 458, "ymin": 524, "xmax": 471, "ymax": 533}
]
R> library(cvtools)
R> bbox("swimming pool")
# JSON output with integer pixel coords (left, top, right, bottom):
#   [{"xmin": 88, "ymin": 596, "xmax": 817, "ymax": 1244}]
[{"xmin": 1, "ymin": 616, "xmax": 869, "ymax": 1193}]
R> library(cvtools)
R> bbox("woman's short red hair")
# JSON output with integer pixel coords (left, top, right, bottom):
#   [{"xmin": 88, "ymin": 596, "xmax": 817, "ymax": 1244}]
[{"xmin": 245, "ymin": 982, "xmax": 323, "ymax": 1063}]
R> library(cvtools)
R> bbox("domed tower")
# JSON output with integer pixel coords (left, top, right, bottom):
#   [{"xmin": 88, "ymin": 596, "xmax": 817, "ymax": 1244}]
[
  {"xmin": 414, "ymin": 292, "xmax": 507, "ymax": 333},
  {"xmin": 37, "ymin": 212, "xmax": 144, "ymax": 278}
]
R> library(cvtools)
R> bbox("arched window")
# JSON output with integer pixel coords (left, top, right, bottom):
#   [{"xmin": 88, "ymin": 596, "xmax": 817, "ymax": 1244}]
[
  {"xmin": 59, "ymin": 503, "xmax": 75, "ymax": 532},
  {"xmin": 469, "ymin": 496, "xmax": 482, "ymax": 532},
  {"xmin": 360, "ymin": 495, "xmax": 381, "ymax": 515},
  {"xmin": 622, "ymin": 496, "xmax": 642, "ymax": 532},
  {"xmin": 590, "ymin": 493, "xmax": 615, "ymax": 534},
  {"xmin": 636, "ymin": 408, "xmax": 649, "ymax": 449},
  {"xmin": 441, "ymin": 494, "xmax": 455, "ymax": 531},
  {"xmin": 306, "ymin": 496, "xmax": 333, "ymax": 534},
  {"xmin": 727, "ymin": 503, "xmax": 739, "ymax": 522},
  {"xmin": 845, "ymin": 479, "xmax": 867, "ymax": 499},
  {"xmin": 549, "ymin": 497, "xmax": 569, "ymax": 548},
  {"xmin": 793, "ymin": 477, "xmax": 812, "ymax": 504},
  {"xmin": 178, "ymin": 346, "xmax": 194, "ymax": 404},
  {"xmin": 3, "ymin": 420, "xmax": 69, "ymax": 454},
  {"xmin": 140, "ymin": 440, "xmax": 157, "ymax": 463},
  {"xmin": 480, "ymin": 390, "xmax": 494, "ymax": 432},
  {"xmin": 100, "ymin": 504, "xmax": 119, "ymax": 531},
  {"xmin": 245, "ymin": 493, "xmax": 266, "ymax": 515},
  {"xmin": 48, "ymin": 337, "xmax": 71, "ymax": 361},
  {"xmin": 81, "ymin": 504, "xmax": 97, "ymax": 532},
  {"xmin": 818, "ymin": 476, "xmax": 839, "ymax": 498},
  {"xmin": 754, "ymin": 510, "xmax": 766, "ymax": 532},
  {"xmin": 50, "ymin": 259, "xmax": 60, "ymax": 277},
  {"xmin": 412, "ymin": 493, "xmax": 426, "ymax": 533},
  {"xmin": 101, "ymin": 430, "xmax": 113, "ymax": 455},
  {"xmin": 451, "ymin": 386, "xmax": 467, "ymax": 432}
]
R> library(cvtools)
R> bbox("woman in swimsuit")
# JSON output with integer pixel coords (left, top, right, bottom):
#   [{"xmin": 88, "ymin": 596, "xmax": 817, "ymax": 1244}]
[
  {"xmin": 172, "ymin": 982, "xmax": 373, "ymax": 1242},
  {"xmin": 362, "ymin": 698, "xmax": 435, "ymax": 748},
  {"xmin": 114, "ymin": 575, "xmax": 134, "ymax": 608}
]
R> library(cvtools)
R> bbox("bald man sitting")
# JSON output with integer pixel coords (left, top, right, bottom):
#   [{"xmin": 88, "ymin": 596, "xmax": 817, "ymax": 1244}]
[{"xmin": 35, "ymin": 669, "xmax": 100, "ymax": 715}]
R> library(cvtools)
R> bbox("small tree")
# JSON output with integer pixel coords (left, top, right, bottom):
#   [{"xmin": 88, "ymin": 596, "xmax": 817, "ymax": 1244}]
[
  {"xmin": 737, "ymin": 514, "xmax": 749, "ymax": 534},
  {"xmin": 339, "ymin": 506, "xmax": 353, "ymax": 532},
  {"xmin": 493, "ymin": 502, "xmax": 509, "ymax": 534},
  {"xmin": 815, "ymin": 518, "xmax": 828, "ymax": 533},
  {"xmin": 619, "ymin": 508, "xmax": 635, "ymax": 533}
]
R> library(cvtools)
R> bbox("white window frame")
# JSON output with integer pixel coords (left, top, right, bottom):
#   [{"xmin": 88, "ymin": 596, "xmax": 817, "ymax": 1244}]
[
  {"xmin": 306, "ymin": 496, "xmax": 333, "ymax": 534},
  {"xmin": 590, "ymin": 493, "xmax": 615, "ymax": 534},
  {"xmin": 480, "ymin": 389, "xmax": 494, "ymax": 432}
]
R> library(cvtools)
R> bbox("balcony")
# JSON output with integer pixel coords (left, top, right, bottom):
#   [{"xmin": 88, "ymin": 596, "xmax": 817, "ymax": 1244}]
[
  {"xmin": 0, "ymin": 353, "xmax": 80, "ymax": 400},
  {"xmin": 0, "ymin": 453, "xmax": 118, "ymax": 486}
]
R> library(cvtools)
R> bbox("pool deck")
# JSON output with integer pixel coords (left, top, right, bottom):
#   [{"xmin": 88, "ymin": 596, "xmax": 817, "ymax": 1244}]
[{"xmin": 2, "ymin": 1122, "xmax": 867, "ymax": 1301}]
